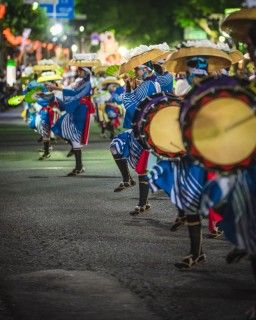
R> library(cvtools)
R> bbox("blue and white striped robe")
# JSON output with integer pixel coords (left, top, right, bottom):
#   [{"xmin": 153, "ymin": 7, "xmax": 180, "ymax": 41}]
[
  {"xmin": 110, "ymin": 79, "xmax": 160, "ymax": 169},
  {"xmin": 52, "ymin": 78, "xmax": 91, "ymax": 144},
  {"xmin": 201, "ymin": 165, "xmax": 256, "ymax": 254},
  {"xmin": 148, "ymin": 157, "xmax": 206, "ymax": 214},
  {"xmin": 156, "ymin": 72, "xmax": 173, "ymax": 93}
]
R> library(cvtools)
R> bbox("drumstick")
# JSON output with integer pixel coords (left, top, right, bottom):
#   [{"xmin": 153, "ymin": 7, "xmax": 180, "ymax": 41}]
[
  {"xmin": 169, "ymin": 140, "xmax": 183, "ymax": 151},
  {"xmin": 224, "ymin": 111, "xmax": 256, "ymax": 132}
]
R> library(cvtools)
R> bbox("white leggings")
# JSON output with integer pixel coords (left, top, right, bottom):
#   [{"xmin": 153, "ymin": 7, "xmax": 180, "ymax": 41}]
[{"xmin": 71, "ymin": 141, "xmax": 83, "ymax": 149}]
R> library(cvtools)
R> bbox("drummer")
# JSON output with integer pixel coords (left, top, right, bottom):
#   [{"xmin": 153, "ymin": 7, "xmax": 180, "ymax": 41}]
[
  {"xmin": 200, "ymin": 4, "xmax": 256, "ymax": 318},
  {"xmin": 148, "ymin": 41, "xmax": 232, "ymax": 269},
  {"xmin": 110, "ymin": 45, "xmax": 164, "ymax": 215}
]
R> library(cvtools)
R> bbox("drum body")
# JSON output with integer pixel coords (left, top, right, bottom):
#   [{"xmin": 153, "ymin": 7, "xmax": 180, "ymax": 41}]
[
  {"xmin": 133, "ymin": 93, "xmax": 185, "ymax": 159},
  {"xmin": 180, "ymin": 75, "xmax": 256, "ymax": 171}
]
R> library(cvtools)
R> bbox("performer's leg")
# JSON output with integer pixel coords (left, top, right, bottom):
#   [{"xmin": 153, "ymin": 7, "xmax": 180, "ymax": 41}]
[
  {"xmin": 174, "ymin": 213, "xmax": 206, "ymax": 269},
  {"xmin": 171, "ymin": 208, "xmax": 187, "ymax": 232},
  {"xmin": 39, "ymin": 140, "xmax": 51, "ymax": 160},
  {"xmin": 39, "ymin": 120, "xmax": 51, "ymax": 160},
  {"xmin": 129, "ymin": 174, "xmax": 151, "ymax": 216},
  {"xmin": 66, "ymin": 139, "xmax": 74, "ymax": 158},
  {"xmin": 138, "ymin": 174, "xmax": 149, "ymax": 206},
  {"xmin": 74, "ymin": 149, "xmax": 83, "ymax": 170},
  {"xmin": 67, "ymin": 141, "xmax": 84, "ymax": 176},
  {"xmin": 207, "ymin": 208, "xmax": 223, "ymax": 238},
  {"xmin": 112, "ymin": 155, "xmax": 135, "ymax": 192},
  {"xmin": 110, "ymin": 131, "xmax": 136, "ymax": 192}
]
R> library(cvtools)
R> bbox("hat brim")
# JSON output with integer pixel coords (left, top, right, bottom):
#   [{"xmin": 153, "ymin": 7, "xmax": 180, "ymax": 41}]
[
  {"xmin": 229, "ymin": 50, "xmax": 244, "ymax": 64},
  {"xmin": 152, "ymin": 50, "xmax": 175, "ymax": 63},
  {"xmin": 163, "ymin": 47, "xmax": 232, "ymax": 73},
  {"xmin": 119, "ymin": 49, "xmax": 164, "ymax": 75},
  {"xmin": 221, "ymin": 8, "xmax": 256, "ymax": 40},
  {"xmin": 101, "ymin": 79, "xmax": 121, "ymax": 86},
  {"xmin": 68, "ymin": 59, "xmax": 101, "ymax": 67},
  {"xmin": 93, "ymin": 65, "xmax": 108, "ymax": 74},
  {"xmin": 33, "ymin": 65, "xmax": 58, "ymax": 72},
  {"xmin": 37, "ymin": 75, "xmax": 62, "ymax": 83}
]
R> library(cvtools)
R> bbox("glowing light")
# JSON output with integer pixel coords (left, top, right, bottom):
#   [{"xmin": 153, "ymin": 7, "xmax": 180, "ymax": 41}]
[
  {"xmin": 91, "ymin": 39, "xmax": 99, "ymax": 46},
  {"xmin": 221, "ymin": 31, "xmax": 231, "ymax": 38},
  {"xmin": 71, "ymin": 44, "xmax": 78, "ymax": 53},
  {"xmin": 32, "ymin": 2, "xmax": 39, "ymax": 10},
  {"xmin": 118, "ymin": 46, "xmax": 128, "ymax": 56},
  {"xmin": 50, "ymin": 24, "xmax": 63, "ymax": 36},
  {"xmin": 219, "ymin": 36, "xmax": 226, "ymax": 43},
  {"xmin": 62, "ymin": 35, "xmax": 67, "ymax": 41},
  {"xmin": 79, "ymin": 26, "xmax": 85, "ymax": 32}
]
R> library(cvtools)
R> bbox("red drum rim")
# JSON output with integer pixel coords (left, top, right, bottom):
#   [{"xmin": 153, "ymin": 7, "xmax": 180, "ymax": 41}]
[
  {"xmin": 182, "ymin": 85, "xmax": 256, "ymax": 171},
  {"xmin": 143, "ymin": 96, "xmax": 185, "ymax": 159}
]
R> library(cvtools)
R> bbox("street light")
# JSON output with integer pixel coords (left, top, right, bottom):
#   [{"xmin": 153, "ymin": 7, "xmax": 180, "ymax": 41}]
[{"xmin": 50, "ymin": 23, "xmax": 63, "ymax": 36}]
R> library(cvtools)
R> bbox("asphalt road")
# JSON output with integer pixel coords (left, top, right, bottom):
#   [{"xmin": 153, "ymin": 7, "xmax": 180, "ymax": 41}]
[{"xmin": 0, "ymin": 108, "xmax": 255, "ymax": 320}]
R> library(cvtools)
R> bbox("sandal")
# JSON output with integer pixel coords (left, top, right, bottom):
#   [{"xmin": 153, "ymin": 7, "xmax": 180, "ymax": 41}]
[
  {"xmin": 38, "ymin": 153, "xmax": 51, "ymax": 160},
  {"xmin": 67, "ymin": 168, "xmax": 85, "ymax": 176},
  {"xmin": 170, "ymin": 216, "xmax": 187, "ymax": 232},
  {"xmin": 129, "ymin": 203, "xmax": 151, "ymax": 216},
  {"xmin": 206, "ymin": 228, "xmax": 224, "ymax": 239},
  {"xmin": 114, "ymin": 179, "xmax": 136, "ymax": 192},
  {"xmin": 174, "ymin": 253, "xmax": 206, "ymax": 270}
]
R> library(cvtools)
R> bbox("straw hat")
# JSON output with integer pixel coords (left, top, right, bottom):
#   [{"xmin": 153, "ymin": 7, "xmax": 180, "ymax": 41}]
[
  {"xmin": 221, "ymin": 7, "xmax": 256, "ymax": 41},
  {"xmin": 152, "ymin": 50, "xmax": 175, "ymax": 63},
  {"xmin": 37, "ymin": 72, "xmax": 62, "ymax": 83},
  {"xmin": 93, "ymin": 65, "xmax": 108, "ymax": 74},
  {"xmin": 33, "ymin": 59, "xmax": 58, "ymax": 72},
  {"xmin": 33, "ymin": 64, "xmax": 58, "ymax": 72},
  {"xmin": 119, "ymin": 48, "xmax": 164, "ymax": 75},
  {"xmin": 101, "ymin": 77, "xmax": 121, "ymax": 86},
  {"xmin": 229, "ymin": 50, "xmax": 244, "ymax": 64},
  {"xmin": 68, "ymin": 59, "xmax": 101, "ymax": 67},
  {"xmin": 163, "ymin": 47, "xmax": 232, "ymax": 73}
]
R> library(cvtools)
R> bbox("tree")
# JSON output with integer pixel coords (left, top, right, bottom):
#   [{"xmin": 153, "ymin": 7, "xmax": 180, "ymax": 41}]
[
  {"xmin": 1, "ymin": 0, "xmax": 49, "ymax": 40},
  {"xmin": 75, "ymin": 0, "xmax": 183, "ymax": 47},
  {"xmin": 0, "ymin": 0, "xmax": 49, "ymax": 67},
  {"xmin": 75, "ymin": 0, "xmax": 243, "ymax": 47},
  {"xmin": 173, "ymin": 0, "xmax": 242, "ymax": 41}
]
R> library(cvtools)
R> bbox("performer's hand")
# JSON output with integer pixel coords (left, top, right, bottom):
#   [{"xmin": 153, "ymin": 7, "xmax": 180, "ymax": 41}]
[{"xmin": 124, "ymin": 77, "xmax": 132, "ymax": 92}]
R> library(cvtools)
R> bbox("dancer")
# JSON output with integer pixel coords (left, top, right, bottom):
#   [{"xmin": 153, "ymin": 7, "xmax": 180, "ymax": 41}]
[
  {"xmin": 48, "ymin": 54, "xmax": 100, "ymax": 176},
  {"xmin": 148, "ymin": 41, "xmax": 232, "ymax": 269}
]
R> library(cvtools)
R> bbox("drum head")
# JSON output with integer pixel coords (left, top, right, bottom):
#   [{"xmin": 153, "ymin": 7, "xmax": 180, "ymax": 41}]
[
  {"xmin": 149, "ymin": 106, "xmax": 184, "ymax": 154},
  {"xmin": 192, "ymin": 97, "xmax": 256, "ymax": 165},
  {"xmin": 144, "ymin": 98, "xmax": 185, "ymax": 158}
]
